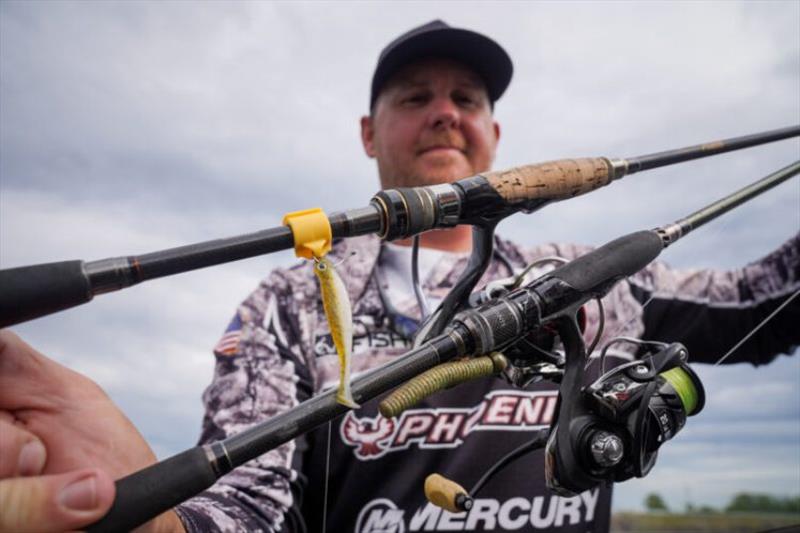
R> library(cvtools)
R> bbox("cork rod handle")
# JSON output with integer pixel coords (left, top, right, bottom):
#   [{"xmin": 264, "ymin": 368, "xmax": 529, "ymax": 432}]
[{"xmin": 483, "ymin": 157, "xmax": 616, "ymax": 204}]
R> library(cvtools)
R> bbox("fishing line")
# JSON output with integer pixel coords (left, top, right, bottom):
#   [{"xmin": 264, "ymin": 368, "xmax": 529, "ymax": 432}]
[
  {"xmin": 713, "ymin": 288, "xmax": 800, "ymax": 366},
  {"xmin": 411, "ymin": 234, "xmax": 431, "ymax": 319},
  {"xmin": 468, "ymin": 429, "xmax": 550, "ymax": 497},
  {"xmin": 583, "ymin": 293, "xmax": 652, "ymax": 370},
  {"xmin": 585, "ymin": 298, "xmax": 605, "ymax": 358},
  {"xmin": 321, "ymin": 420, "xmax": 332, "ymax": 533}
]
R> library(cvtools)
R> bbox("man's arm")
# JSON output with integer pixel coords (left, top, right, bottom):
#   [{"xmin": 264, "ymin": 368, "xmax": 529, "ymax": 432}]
[
  {"xmin": 629, "ymin": 233, "xmax": 800, "ymax": 365},
  {"xmin": 175, "ymin": 266, "xmax": 317, "ymax": 532}
]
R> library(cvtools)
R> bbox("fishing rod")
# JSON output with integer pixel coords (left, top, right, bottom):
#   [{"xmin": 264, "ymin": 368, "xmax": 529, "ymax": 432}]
[
  {"xmin": 86, "ymin": 159, "xmax": 800, "ymax": 532},
  {"xmin": 1, "ymin": 125, "xmax": 798, "ymax": 328}
]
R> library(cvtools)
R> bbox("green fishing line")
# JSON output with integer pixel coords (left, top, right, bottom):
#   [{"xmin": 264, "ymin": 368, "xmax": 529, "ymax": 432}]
[{"xmin": 661, "ymin": 367, "xmax": 699, "ymax": 415}]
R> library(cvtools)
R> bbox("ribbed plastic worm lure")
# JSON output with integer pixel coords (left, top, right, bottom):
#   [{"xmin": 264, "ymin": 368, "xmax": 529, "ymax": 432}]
[{"xmin": 314, "ymin": 256, "xmax": 359, "ymax": 408}]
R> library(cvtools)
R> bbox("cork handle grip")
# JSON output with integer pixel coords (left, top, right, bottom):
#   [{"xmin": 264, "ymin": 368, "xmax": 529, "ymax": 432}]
[{"xmin": 483, "ymin": 157, "xmax": 614, "ymax": 204}]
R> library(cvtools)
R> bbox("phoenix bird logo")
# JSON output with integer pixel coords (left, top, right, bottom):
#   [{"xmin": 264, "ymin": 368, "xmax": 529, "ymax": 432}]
[{"xmin": 340, "ymin": 412, "xmax": 396, "ymax": 460}]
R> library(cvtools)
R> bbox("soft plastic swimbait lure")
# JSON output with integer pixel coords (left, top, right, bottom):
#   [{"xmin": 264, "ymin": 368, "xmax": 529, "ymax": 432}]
[{"xmin": 314, "ymin": 256, "xmax": 359, "ymax": 408}]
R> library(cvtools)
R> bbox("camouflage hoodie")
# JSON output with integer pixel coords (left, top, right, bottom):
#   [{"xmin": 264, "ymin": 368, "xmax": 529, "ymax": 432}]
[{"xmin": 175, "ymin": 233, "xmax": 799, "ymax": 533}]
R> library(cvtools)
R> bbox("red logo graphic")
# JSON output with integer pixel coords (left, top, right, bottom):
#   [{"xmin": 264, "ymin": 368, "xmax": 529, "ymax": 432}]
[
  {"xmin": 341, "ymin": 391, "xmax": 558, "ymax": 460},
  {"xmin": 341, "ymin": 412, "xmax": 396, "ymax": 459}
]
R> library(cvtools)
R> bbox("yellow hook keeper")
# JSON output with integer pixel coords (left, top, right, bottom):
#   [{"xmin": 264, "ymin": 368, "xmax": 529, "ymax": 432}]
[{"xmin": 282, "ymin": 208, "xmax": 332, "ymax": 260}]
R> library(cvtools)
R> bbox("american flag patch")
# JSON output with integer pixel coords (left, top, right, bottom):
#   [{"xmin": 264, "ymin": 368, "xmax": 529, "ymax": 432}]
[{"xmin": 214, "ymin": 313, "xmax": 243, "ymax": 356}]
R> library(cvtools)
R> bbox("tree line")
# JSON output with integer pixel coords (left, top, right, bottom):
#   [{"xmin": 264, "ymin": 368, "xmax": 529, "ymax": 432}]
[{"xmin": 644, "ymin": 492, "xmax": 800, "ymax": 514}]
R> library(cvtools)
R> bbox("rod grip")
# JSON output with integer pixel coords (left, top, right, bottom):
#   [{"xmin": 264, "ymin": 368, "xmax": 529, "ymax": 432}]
[
  {"xmin": 0, "ymin": 261, "xmax": 92, "ymax": 327},
  {"xmin": 483, "ymin": 158, "xmax": 614, "ymax": 205},
  {"xmin": 551, "ymin": 230, "xmax": 664, "ymax": 293},
  {"xmin": 87, "ymin": 446, "xmax": 217, "ymax": 533}
]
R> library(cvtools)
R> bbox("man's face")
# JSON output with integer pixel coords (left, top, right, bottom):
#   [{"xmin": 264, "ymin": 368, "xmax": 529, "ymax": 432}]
[{"xmin": 361, "ymin": 58, "xmax": 500, "ymax": 189}]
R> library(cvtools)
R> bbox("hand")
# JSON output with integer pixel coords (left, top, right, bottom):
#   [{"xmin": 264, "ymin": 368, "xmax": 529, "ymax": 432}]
[{"xmin": 0, "ymin": 330, "xmax": 184, "ymax": 532}]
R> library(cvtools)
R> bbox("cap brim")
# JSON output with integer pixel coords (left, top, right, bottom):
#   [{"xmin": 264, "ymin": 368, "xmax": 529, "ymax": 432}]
[{"xmin": 371, "ymin": 27, "xmax": 513, "ymax": 107}]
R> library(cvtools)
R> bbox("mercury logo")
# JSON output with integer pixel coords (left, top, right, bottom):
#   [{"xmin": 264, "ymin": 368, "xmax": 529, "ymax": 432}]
[
  {"xmin": 355, "ymin": 490, "xmax": 599, "ymax": 531},
  {"xmin": 356, "ymin": 499, "xmax": 406, "ymax": 533}
]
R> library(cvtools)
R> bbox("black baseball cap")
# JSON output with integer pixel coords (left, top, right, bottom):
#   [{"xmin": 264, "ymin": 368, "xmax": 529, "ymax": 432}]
[{"xmin": 369, "ymin": 20, "xmax": 513, "ymax": 109}]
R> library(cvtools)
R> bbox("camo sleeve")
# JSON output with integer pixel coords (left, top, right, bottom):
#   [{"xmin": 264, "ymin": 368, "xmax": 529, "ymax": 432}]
[
  {"xmin": 175, "ymin": 264, "xmax": 317, "ymax": 532},
  {"xmin": 630, "ymin": 232, "xmax": 800, "ymax": 365}
]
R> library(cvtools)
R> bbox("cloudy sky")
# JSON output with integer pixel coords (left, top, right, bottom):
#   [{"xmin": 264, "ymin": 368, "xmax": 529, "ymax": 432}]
[{"xmin": 1, "ymin": 0, "xmax": 798, "ymax": 514}]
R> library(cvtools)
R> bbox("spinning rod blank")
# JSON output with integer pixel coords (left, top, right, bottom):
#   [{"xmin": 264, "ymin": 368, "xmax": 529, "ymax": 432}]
[
  {"xmin": 0, "ymin": 125, "xmax": 797, "ymax": 328},
  {"xmin": 624, "ymin": 125, "xmax": 800, "ymax": 173},
  {"xmin": 656, "ymin": 160, "xmax": 800, "ymax": 246}
]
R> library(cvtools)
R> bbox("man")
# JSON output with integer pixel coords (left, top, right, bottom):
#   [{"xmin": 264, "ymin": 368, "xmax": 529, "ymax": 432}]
[
  {"xmin": 171, "ymin": 20, "xmax": 800, "ymax": 533},
  {"xmin": 0, "ymin": 20, "xmax": 797, "ymax": 533}
]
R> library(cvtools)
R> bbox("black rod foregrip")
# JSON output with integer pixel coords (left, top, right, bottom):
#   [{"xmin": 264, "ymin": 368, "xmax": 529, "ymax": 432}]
[
  {"xmin": 549, "ymin": 230, "xmax": 664, "ymax": 294},
  {"xmin": 0, "ymin": 261, "xmax": 91, "ymax": 327},
  {"xmin": 87, "ymin": 446, "xmax": 217, "ymax": 533}
]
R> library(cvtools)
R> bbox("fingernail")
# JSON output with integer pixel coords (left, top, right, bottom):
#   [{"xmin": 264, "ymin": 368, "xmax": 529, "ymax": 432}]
[
  {"xmin": 17, "ymin": 440, "xmax": 46, "ymax": 476},
  {"xmin": 59, "ymin": 475, "xmax": 98, "ymax": 511}
]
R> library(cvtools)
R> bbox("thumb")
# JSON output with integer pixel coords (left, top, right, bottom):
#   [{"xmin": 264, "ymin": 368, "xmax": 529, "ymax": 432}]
[{"xmin": 0, "ymin": 468, "xmax": 115, "ymax": 533}]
